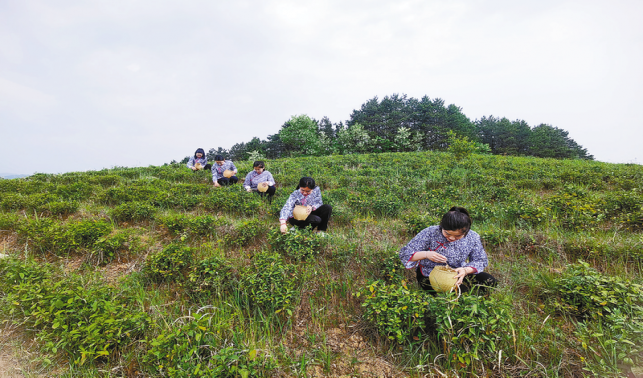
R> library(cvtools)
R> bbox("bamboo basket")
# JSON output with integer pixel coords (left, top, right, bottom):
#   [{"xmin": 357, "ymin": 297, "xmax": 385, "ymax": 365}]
[
  {"xmin": 429, "ymin": 265, "xmax": 458, "ymax": 293},
  {"xmin": 293, "ymin": 205, "xmax": 309, "ymax": 221},
  {"xmin": 257, "ymin": 182, "xmax": 269, "ymax": 193},
  {"xmin": 223, "ymin": 169, "xmax": 234, "ymax": 178}
]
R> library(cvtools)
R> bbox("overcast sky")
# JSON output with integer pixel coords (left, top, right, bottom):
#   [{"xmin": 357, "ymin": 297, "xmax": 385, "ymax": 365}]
[{"xmin": 1, "ymin": 0, "xmax": 642, "ymax": 176}]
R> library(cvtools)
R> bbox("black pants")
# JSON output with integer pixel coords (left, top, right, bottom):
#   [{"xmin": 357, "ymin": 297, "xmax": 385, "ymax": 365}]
[
  {"xmin": 416, "ymin": 266, "xmax": 497, "ymax": 295},
  {"xmin": 255, "ymin": 186, "xmax": 276, "ymax": 200},
  {"xmin": 217, "ymin": 176, "xmax": 238, "ymax": 186},
  {"xmin": 288, "ymin": 204, "xmax": 332, "ymax": 231}
]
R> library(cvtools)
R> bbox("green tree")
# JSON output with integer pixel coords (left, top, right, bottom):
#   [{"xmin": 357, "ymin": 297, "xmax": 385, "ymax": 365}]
[{"xmin": 278, "ymin": 115, "xmax": 323, "ymax": 156}]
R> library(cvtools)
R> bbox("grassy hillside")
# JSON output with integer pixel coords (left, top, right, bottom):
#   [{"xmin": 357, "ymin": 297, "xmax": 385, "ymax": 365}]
[{"xmin": 0, "ymin": 151, "xmax": 642, "ymax": 377}]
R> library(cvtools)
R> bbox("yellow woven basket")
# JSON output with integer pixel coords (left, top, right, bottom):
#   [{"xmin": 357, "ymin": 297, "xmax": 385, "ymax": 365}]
[
  {"xmin": 293, "ymin": 205, "xmax": 309, "ymax": 221},
  {"xmin": 223, "ymin": 169, "xmax": 234, "ymax": 178},
  {"xmin": 257, "ymin": 182, "xmax": 269, "ymax": 193},
  {"xmin": 195, "ymin": 163, "xmax": 203, "ymax": 170},
  {"xmin": 429, "ymin": 265, "xmax": 458, "ymax": 293}
]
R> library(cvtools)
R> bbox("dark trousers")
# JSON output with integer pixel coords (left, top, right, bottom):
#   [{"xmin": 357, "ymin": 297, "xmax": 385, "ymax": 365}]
[
  {"xmin": 217, "ymin": 176, "xmax": 239, "ymax": 186},
  {"xmin": 255, "ymin": 186, "xmax": 276, "ymax": 201},
  {"xmin": 288, "ymin": 204, "xmax": 332, "ymax": 231},
  {"xmin": 416, "ymin": 266, "xmax": 497, "ymax": 295}
]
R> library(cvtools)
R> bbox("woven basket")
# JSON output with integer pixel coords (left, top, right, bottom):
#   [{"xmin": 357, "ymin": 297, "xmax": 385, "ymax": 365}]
[
  {"xmin": 195, "ymin": 163, "xmax": 203, "ymax": 170},
  {"xmin": 429, "ymin": 265, "xmax": 458, "ymax": 293},
  {"xmin": 223, "ymin": 169, "xmax": 234, "ymax": 178},
  {"xmin": 293, "ymin": 205, "xmax": 309, "ymax": 221},
  {"xmin": 257, "ymin": 182, "xmax": 269, "ymax": 193}
]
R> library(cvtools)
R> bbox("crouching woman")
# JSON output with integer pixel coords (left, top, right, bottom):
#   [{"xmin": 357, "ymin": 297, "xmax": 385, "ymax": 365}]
[
  {"xmin": 399, "ymin": 207, "xmax": 497, "ymax": 295},
  {"xmin": 279, "ymin": 177, "xmax": 332, "ymax": 234}
]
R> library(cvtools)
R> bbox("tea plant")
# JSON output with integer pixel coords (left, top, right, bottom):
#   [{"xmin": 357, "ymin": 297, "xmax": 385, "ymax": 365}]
[
  {"xmin": 145, "ymin": 311, "xmax": 271, "ymax": 377},
  {"xmin": 267, "ymin": 227, "xmax": 323, "ymax": 260},
  {"xmin": 109, "ymin": 201, "xmax": 157, "ymax": 222},
  {"xmin": 0, "ymin": 258, "xmax": 151, "ymax": 365},
  {"xmin": 240, "ymin": 252, "xmax": 299, "ymax": 315},
  {"xmin": 187, "ymin": 255, "xmax": 237, "ymax": 295},
  {"xmin": 358, "ymin": 280, "xmax": 429, "ymax": 344},
  {"xmin": 145, "ymin": 243, "xmax": 195, "ymax": 282}
]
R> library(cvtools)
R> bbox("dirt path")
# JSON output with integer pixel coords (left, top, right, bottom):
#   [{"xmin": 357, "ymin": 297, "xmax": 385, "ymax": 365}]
[{"xmin": 0, "ymin": 328, "xmax": 25, "ymax": 378}]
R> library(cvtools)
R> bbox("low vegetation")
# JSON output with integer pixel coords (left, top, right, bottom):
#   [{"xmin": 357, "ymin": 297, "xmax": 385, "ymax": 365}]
[{"xmin": 0, "ymin": 150, "xmax": 641, "ymax": 377}]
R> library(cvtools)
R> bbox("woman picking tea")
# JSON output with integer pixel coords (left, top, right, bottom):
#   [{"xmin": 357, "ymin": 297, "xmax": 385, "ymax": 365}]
[{"xmin": 399, "ymin": 207, "xmax": 497, "ymax": 294}]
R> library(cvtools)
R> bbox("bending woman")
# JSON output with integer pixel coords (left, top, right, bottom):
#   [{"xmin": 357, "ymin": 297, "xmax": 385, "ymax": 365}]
[
  {"xmin": 187, "ymin": 148, "xmax": 211, "ymax": 171},
  {"xmin": 211, "ymin": 154, "xmax": 238, "ymax": 187},
  {"xmin": 279, "ymin": 177, "xmax": 332, "ymax": 234},
  {"xmin": 244, "ymin": 160, "xmax": 276, "ymax": 200},
  {"xmin": 399, "ymin": 207, "xmax": 497, "ymax": 295}
]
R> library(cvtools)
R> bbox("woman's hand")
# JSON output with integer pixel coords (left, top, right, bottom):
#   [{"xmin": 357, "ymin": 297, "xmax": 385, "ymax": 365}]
[
  {"xmin": 213, "ymin": 182, "xmax": 221, "ymax": 188},
  {"xmin": 411, "ymin": 251, "xmax": 447, "ymax": 263},
  {"xmin": 306, "ymin": 206, "xmax": 312, "ymax": 215},
  {"xmin": 280, "ymin": 223, "xmax": 288, "ymax": 234},
  {"xmin": 453, "ymin": 267, "xmax": 471, "ymax": 286}
]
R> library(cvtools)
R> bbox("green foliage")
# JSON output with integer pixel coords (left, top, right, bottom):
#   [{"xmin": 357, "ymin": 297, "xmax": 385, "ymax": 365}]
[
  {"xmin": 204, "ymin": 186, "xmax": 263, "ymax": 216},
  {"xmin": 145, "ymin": 312, "xmax": 270, "ymax": 377},
  {"xmin": 543, "ymin": 260, "xmax": 643, "ymax": 320},
  {"xmin": 402, "ymin": 213, "xmax": 440, "ymax": 235},
  {"xmin": 109, "ymin": 201, "xmax": 157, "ymax": 222},
  {"xmin": 92, "ymin": 229, "xmax": 142, "ymax": 264},
  {"xmin": 279, "ymin": 114, "xmax": 324, "ymax": 156},
  {"xmin": 160, "ymin": 213, "xmax": 225, "ymax": 237},
  {"xmin": 267, "ymin": 227, "xmax": 323, "ymax": 260},
  {"xmin": 359, "ymin": 280, "xmax": 429, "ymax": 343},
  {"xmin": 17, "ymin": 218, "xmax": 112, "ymax": 255},
  {"xmin": 145, "ymin": 243, "xmax": 195, "ymax": 282},
  {"xmin": 187, "ymin": 255, "xmax": 237, "ymax": 295},
  {"xmin": 240, "ymin": 252, "xmax": 299, "ymax": 315},
  {"xmin": 0, "ymin": 212, "xmax": 22, "ymax": 230},
  {"xmin": 447, "ymin": 130, "xmax": 478, "ymax": 160},
  {"xmin": 428, "ymin": 294, "xmax": 516, "ymax": 367},
  {"xmin": 0, "ymin": 258, "xmax": 151, "ymax": 365}
]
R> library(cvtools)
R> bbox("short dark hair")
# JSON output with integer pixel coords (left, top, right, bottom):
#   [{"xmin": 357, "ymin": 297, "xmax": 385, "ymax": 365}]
[
  {"xmin": 440, "ymin": 206, "xmax": 472, "ymax": 233},
  {"xmin": 253, "ymin": 161, "xmax": 265, "ymax": 169},
  {"xmin": 296, "ymin": 176, "xmax": 316, "ymax": 190},
  {"xmin": 214, "ymin": 155, "xmax": 224, "ymax": 161}
]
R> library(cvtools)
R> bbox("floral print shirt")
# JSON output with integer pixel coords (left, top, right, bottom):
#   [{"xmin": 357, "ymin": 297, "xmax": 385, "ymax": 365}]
[
  {"xmin": 243, "ymin": 170, "xmax": 275, "ymax": 190},
  {"xmin": 279, "ymin": 187, "xmax": 323, "ymax": 221},
  {"xmin": 399, "ymin": 226, "xmax": 488, "ymax": 276}
]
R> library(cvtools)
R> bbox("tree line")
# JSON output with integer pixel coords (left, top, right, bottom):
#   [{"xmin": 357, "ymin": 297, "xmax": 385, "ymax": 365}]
[{"xmin": 196, "ymin": 93, "xmax": 593, "ymax": 162}]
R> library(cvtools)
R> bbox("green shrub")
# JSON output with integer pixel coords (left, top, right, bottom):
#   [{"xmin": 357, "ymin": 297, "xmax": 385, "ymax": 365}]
[
  {"xmin": 402, "ymin": 213, "xmax": 440, "ymax": 235},
  {"xmin": 267, "ymin": 227, "xmax": 323, "ymax": 260},
  {"xmin": 0, "ymin": 258, "xmax": 150, "ymax": 365},
  {"xmin": 372, "ymin": 195, "xmax": 402, "ymax": 217},
  {"xmin": 427, "ymin": 294, "xmax": 516, "ymax": 367},
  {"xmin": 240, "ymin": 252, "xmax": 299, "ymax": 315},
  {"xmin": 226, "ymin": 218, "xmax": 264, "ymax": 247},
  {"xmin": 204, "ymin": 186, "xmax": 263, "ymax": 215},
  {"xmin": 92, "ymin": 229, "xmax": 141, "ymax": 264},
  {"xmin": 359, "ymin": 280, "xmax": 429, "ymax": 343},
  {"xmin": 0, "ymin": 212, "xmax": 22, "ymax": 230},
  {"xmin": 110, "ymin": 201, "xmax": 157, "ymax": 222},
  {"xmin": 187, "ymin": 255, "xmax": 237, "ymax": 295},
  {"xmin": 543, "ymin": 260, "xmax": 643, "ymax": 320},
  {"xmin": 145, "ymin": 312, "xmax": 270, "ymax": 377},
  {"xmin": 17, "ymin": 218, "xmax": 112, "ymax": 255},
  {"xmin": 145, "ymin": 243, "xmax": 194, "ymax": 282},
  {"xmin": 44, "ymin": 200, "xmax": 79, "ymax": 216}
]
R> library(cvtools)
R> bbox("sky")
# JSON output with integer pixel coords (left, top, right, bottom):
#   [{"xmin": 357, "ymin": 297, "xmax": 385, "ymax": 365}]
[{"xmin": 1, "ymin": 0, "xmax": 642, "ymax": 176}]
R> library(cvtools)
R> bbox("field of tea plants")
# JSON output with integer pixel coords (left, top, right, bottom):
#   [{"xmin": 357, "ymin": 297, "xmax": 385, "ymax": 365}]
[{"xmin": 0, "ymin": 151, "xmax": 642, "ymax": 377}]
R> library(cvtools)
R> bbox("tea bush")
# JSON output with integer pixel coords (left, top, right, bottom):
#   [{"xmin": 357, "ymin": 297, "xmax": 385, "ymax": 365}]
[
  {"xmin": 145, "ymin": 243, "xmax": 195, "ymax": 282},
  {"xmin": 0, "ymin": 212, "xmax": 22, "ymax": 231},
  {"xmin": 427, "ymin": 294, "xmax": 516, "ymax": 367},
  {"xmin": 267, "ymin": 227, "xmax": 323, "ymax": 260},
  {"xmin": 359, "ymin": 280, "xmax": 429, "ymax": 343},
  {"xmin": 204, "ymin": 186, "xmax": 264, "ymax": 216},
  {"xmin": 145, "ymin": 312, "xmax": 271, "ymax": 377},
  {"xmin": 240, "ymin": 252, "xmax": 299, "ymax": 315},
  {"xmin": 187, "ymin": 255, "xmax": 237, "ymax": 295},
  {"xmin": 110, "ymin": 201, "xmax": 157, "ymax": 222},
  {"xmin": 543, "ymin": 260, "xmax": 643, "ymax": 320},
  {"xmin": 225, "ymin": 218, "xmax": 264, "ymax": 247},
  {"xmin": 92, "ymin": 229, "xmax": 142, "ymax": 264},
  {"xmin": 17, "ymin": 218, "xmax": 112, "ymax": 255},
  {"xmin": 0, "ymin": 258, "xmax": 151, "ymax": 365}
]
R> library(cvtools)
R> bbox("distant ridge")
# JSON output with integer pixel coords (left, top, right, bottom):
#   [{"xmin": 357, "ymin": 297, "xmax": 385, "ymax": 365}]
[{"xmin": 0, "ymin": 173, "xmax": 29, "ymax": 179}]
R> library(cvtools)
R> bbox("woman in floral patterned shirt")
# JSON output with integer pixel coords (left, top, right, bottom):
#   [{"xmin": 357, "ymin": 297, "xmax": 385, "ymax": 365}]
[
  {"xmin": 279, "ymin": 177, "xmax": 332, "ymax": 234},
  {"xmin": 399, "ymin": 207, "xmax": 497, "ymax": 294}
]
